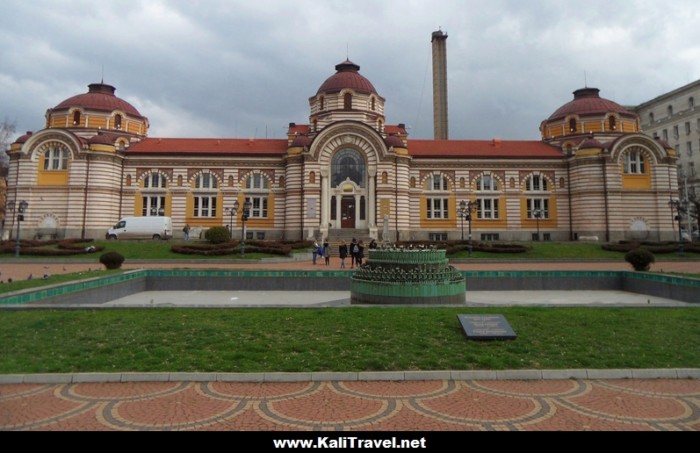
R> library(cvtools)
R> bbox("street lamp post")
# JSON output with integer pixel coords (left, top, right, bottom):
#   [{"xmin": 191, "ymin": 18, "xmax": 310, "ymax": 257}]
[
  {"xmin": 668, "ymin": 199, "xmax": 684, "ymax": 256},
  {"xmin": 532, "ymin": 208, "xmax": 543, "ymax": 241},
  {"xmin": 232, "ymin": 199, "xmax": 252, "ymax": 256},
  {"xmin": 15, "ymin": 200, "xmax": 28, "ymax": 257},
  {"xmin": 224, "ymin": 206, "xmax": 235, "ymax": 240},
  {"xmin": 7, "ymin": 200, "xmax": 15, "ymax": 240},
  {"xmin": 458, "ymin": 200, "xmax": 478, "ymax": 256}
]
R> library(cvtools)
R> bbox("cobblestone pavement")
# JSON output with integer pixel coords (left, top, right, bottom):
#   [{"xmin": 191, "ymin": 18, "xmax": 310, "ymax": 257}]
[
  {"xmin": 1, "ymin": 257, "xmax": 699, "ymax": 432},
  {"xmin": 2, "ymin": 378, "xmax": 699, "ymax": 431}
]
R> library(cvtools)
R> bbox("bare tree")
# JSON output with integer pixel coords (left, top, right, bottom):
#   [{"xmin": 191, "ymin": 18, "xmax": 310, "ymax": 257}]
[{"xmin": 0, "ymin": 118, "xmax": 17, "ymax": 168}]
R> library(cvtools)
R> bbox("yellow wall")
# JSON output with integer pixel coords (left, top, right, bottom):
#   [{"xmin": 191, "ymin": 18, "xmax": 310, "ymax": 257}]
[{"xmin": 36, "ymin": 157, "xmax": 69, "ymax": 186}]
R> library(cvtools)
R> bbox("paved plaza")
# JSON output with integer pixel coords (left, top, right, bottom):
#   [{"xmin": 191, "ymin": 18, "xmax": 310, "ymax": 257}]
[{"xmin": 1, "ymin": 257, "xmax": 699, "ymax": 431}]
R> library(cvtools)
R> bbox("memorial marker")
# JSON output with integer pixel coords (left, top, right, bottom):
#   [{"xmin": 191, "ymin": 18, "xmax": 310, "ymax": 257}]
[{"xmin": 457, "ymin": 314, "xmax": 516, "ymax": 341}]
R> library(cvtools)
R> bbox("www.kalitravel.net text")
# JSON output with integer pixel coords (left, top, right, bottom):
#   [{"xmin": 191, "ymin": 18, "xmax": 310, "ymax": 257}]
[{"xmin": 272, "ymin": 436, "xmax": 428, "ymax": 449}]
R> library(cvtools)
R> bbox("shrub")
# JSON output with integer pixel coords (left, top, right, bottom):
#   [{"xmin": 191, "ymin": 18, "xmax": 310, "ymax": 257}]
[
  {"xmin": 624, "ymin": 248, "xmax": 655, "ymax": 271},
  {"xmin": 204, "ymin": 226, "xmax": 231, "ymax": 244},
  {"xmin": 99, "ymin": 251, "xmax": 125, "ymax": 270}
]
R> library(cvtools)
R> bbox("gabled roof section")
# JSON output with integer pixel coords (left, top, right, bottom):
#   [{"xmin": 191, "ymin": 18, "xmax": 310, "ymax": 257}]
[
  {"xmin": 127, "ymin": 138, "xmax": 288, "ymax": 155},
  {"xmin": 408, "ymin": 139, "xmax": 564, "ymax": 159}
]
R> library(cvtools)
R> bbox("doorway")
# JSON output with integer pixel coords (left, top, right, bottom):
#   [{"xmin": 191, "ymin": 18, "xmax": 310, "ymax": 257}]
[{"xmin": 341, "ymin": 197, "xmax": 355, "ymax": 228}]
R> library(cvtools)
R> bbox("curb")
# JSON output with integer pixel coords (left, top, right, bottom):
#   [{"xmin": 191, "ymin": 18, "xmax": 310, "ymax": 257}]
[{"xmin": 1, "ymin": 369, "xmax": 699, "ymax": 384}]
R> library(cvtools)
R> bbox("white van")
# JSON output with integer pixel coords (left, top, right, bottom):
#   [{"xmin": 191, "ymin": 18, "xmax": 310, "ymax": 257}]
[{"xmin": 106, "ymin": 216, "xmax": 173, "ymax": 240}]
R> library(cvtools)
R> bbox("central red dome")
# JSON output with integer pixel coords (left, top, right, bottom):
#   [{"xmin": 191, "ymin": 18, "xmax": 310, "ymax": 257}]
[{"xmin": 317, "ymin": 60, "xmax": 377, "ymax": 95}]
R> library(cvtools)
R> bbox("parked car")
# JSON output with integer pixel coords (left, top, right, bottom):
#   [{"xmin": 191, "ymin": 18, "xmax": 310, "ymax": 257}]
[{"xmin": 106, "ymin": 216, "xmax": 173, "ymax": 240}]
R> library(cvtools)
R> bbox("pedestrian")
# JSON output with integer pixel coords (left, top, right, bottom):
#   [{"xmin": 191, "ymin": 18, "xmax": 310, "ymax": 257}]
[
  {"xmin": 183, "ymin": 224, "xmax": 191, "ymax": 240},
  {"xmin": 323, "ymin": 241, "xmax": 331, "ymax": 266},
  {"xmin": 356, "ymin": 240, "xmax": 365, "ymax": 266},
  {"xmin": 350, "ymin": 238, "xmax": 358, "ymax": 268},
  {"xmin": 339, "ymin": 240, "xmax": 348, "ymax": 269},
  {"xmin": 369, "ymin": 239, "xmax": 377, "ymax": 249},
  {"xmin": 312, "ymin": 240, "xmax": 320, "ymax": 264}
]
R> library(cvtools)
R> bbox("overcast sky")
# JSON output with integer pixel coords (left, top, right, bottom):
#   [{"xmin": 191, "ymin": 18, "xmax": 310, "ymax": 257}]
[{"xmin": 2, "ymin": 0, "xmax": 699, "ymax": 144}]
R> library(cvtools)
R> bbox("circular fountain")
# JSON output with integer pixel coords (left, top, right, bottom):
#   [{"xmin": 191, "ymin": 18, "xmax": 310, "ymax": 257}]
[{"xmin": 350, "ymin": 245, "xmax": 466, "ymax": 305}]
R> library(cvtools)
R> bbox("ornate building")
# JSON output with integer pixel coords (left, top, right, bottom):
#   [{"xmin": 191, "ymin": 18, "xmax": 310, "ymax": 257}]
[{"xmin": 6, "ymin": 60, "xmax": 680, "ymax": 243}]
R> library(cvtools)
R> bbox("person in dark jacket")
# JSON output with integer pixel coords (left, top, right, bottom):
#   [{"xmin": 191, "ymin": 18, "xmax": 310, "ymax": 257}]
[
  {"xmin": 356, "ymin": 240, "xmax": 365, "ymax": 266},
  {"xmin": 339, "ymin": 240, "xmax": 348, "ymax": 269},
  {"xmin": 323, "ymin": 241, "xmax": 331, "ymax": 266},
  {"xmin": 350, "ymin": 238, "xmax": 358, "ymax": 268}
]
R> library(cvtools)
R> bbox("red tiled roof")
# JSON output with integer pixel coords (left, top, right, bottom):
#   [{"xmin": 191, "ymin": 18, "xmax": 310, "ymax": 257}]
[
  {"xmin": 127, "ymin": 138, "xmax": 288, "ymax": 155},
  {"xmin": 408, "ymin": 139, "xmax": 564, "ymax": 159}
]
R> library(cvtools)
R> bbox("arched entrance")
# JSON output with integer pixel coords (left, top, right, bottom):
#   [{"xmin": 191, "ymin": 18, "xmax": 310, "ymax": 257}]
[{"xmin": 328, "ymin": 149, "xmax": 368, "ymax": 230}]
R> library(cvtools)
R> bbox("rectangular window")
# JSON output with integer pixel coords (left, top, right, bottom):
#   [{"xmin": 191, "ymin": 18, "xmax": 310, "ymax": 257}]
[
  {"xmin": 477, "ymin": 198, "xmax": 499, "ymax": 219},
  {"xmin": 480, "ymin": 233, "xmax": 499, "ymax": 241},
  {"xmin": 687, "ymin": 142, "xmax": 693, "ymax": 157},
  {"xmin": 673, "ymin": 125, "xmax": 679, "ymax": 139},
  {"xmin": 663, "ymin": 129, "xmax": 668, "ymax": 141},
  {"xmin": 142, "ymin": 196, "xmax": 165, "ymax": 216},
  {"xmin": 686, "ymin": 122, "xmax": 691, "ymax": 135},
  {"xmin": 429, "ymin": 233, "xmax": 448, "ymax": 241},
  {"xmin": 194, "ymin": 196, "xmax": 217, "ymax": 217},
  {"xmin": 527, "ymin": 198, "xmax": 550, "ymax": 219},
  {"xmin": 246, "ymin": 196, "xmax": 268, "ymax": 218},
  {"xmin": 426, "ymin": 198, "xmax": 448, "ymax": 219}
]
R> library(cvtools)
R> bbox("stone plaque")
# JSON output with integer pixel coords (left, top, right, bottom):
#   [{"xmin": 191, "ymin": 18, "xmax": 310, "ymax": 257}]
[{"xmin": 457, "ymin": 314, "xmax": 516, "ymax": 341}]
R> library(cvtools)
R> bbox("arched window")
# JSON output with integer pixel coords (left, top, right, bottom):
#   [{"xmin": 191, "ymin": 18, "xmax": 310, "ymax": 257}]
[
  {"xmin": 114, "ymin": 114, "xmax": 122, "ymax": 130},
  {"xmin": 425, "ymin": 174, "xmax": 449, "ymax": 191},
  {"xmin": 228, "ymin": 175, "xmax": 234, "ymax": 187},
  {"xmin": 381, "ymin": 171, "xmax": 388, "ymax": 184},
  {"xmin": 668, "ymin": 105, "xmax": 674, "ymax": 117},
  {"xmin": 73, "ymin": 110, "xmax": 81, "ymax": 126},
  {"xmin": 623, "ymin": 147, "xmax": 646, "ymax": 175},
  {"xmin": 246, "ymin": 173, "xmax": 269, "ymax": 189},
  {"xmin": 526, "ymin": 175, "xmax": 549, "ymax": 192},
  {"xmin": 460, "ymin": 177, "xmax": 465, "ymax": 189},
  {"xmin": 177, "ymin": 175, "xmax": 183, "ymax": 187},
  {"xmin": 42, "ymin": 143, "xmax": 69, "ymax": 171},
  {"xmin": 320, "ymin": 96, "xmax": 325, "ymax": 110},
  {"xmin": 143, "ymin": 172, "xmax": 166, "ymax": 189},
  {"xmin": 309, "ymin": 171, "xmax": 316, "ymax": 184},
  {"xmin": 331, "ymin": 149, "xmax": 365, "ymax": 187},
  {"xmin": 371, "ymin": 97, "xmax": 376, "ymax": 111},
  {"xmin": 569, "ymin": 118, "xmax": 577, "ymax": 133},
  {"xmin": 126, "ymin": 175, "xmax": 132, "ymax": 186},
  {"xmin": 649, "ymin": 112, "xmax": 655, "ymax": 124},
  {"xmin": 690, "ymin": 97, "xmax": 695, "ymax": 110},
  {"xmin": 344, "ymin": 92, "xmax": 352, "ymax": 110},
  {"xmin": 608, "ymin": 116, "xmax": 617, "ymax": 131},
  {"xmin": 195, "ymin": 173, "xmax": 217, "ymax": 189},
  {"xmin": 476, "ymin": 174, "xmax": 498, "ymax": 191},
  {"xmin": 410, "ymin": 177, "xmax": 416, "ymax": 188}
]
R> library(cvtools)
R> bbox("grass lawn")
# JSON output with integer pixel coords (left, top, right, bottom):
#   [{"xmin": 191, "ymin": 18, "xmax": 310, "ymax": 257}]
[{"xmin": 1, "ymin": 307, "xmax": 698, "ymax": 374}]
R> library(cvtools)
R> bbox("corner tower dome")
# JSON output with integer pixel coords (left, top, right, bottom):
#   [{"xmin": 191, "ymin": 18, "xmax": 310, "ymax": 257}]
[
  {"xmin": 547, "ymin": 88, "xmax": 635, "ymax": 121},
  {"xmin": 54, "ymin": 83, "xmax": 144, "ymax": 117},
  {"xmin": 46, "ymin": 82, "xmax": 149, "ymax": 137},
  {"xmin": 540, "ymin": 87, "xmax": 640, "ymax": 144}
]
